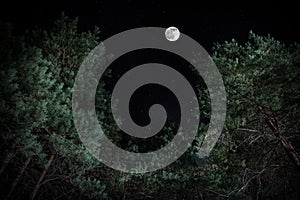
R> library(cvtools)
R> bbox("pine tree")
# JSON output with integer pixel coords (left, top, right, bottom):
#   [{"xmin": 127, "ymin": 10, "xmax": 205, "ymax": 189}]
[{"xmin": 1, "ymin": 16, "xmax": 299, "ymax": 199}]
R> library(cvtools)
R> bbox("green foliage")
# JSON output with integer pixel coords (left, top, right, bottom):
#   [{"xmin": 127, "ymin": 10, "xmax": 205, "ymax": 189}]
[
  {"xmin": 1, "ymin": 16, "xmax": 299, "ymax": 200},
  {"xmin": 73, "ymin": 176, "xmax": 107, "ymax": 199},
  {"xmin": 212, "ymin": 31, "xmax": 300, "ymax": 199},
  {"xmin": 0, "ymin": 15, "xmax": 107, "ymax": 199}
]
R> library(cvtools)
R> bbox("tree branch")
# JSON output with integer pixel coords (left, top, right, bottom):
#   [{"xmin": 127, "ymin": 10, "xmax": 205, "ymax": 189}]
[{"xmin": 31, "ymin": 154, "xmax": 55, "ymax": 200}]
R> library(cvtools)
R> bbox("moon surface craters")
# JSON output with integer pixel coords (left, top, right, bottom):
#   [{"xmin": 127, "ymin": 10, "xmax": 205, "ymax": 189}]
[{"xmin": 165, "ymin": 26, "xmax": 180, "ymax": 41}]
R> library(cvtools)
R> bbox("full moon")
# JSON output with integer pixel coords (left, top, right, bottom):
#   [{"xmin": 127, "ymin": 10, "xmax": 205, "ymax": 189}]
[{"xmin": 165, "ymin": 26, "xmax": 180, "ymax": 41}]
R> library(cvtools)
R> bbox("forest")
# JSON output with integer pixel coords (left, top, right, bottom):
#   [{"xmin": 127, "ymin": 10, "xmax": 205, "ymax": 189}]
[{"xmin": 0, "ymin": 15, "xmax": 300, "ymax": 199}]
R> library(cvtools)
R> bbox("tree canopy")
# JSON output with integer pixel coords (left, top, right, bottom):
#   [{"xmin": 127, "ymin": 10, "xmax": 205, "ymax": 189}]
[{"xmin": 0, "ymin": 16, "xmax": 299, "ymax": 199}]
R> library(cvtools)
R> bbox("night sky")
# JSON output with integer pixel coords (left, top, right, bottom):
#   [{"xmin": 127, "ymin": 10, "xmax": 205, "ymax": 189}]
[
  {"xmin": 1, "ymin": 1, "xmax": 299, "ymax": 125},
  {"xmin": 1, "ymin": 2, "xmax": 299, "ymax": 50}
]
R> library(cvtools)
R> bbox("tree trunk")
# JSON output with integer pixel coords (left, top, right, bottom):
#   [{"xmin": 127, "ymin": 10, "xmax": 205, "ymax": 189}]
[
  {"xmin": 280, "ymin": 136, "xmax": 300, "ymax": 169},
  {"xmin": 258, "ymin": 106, "xmax": 300, "ymax": 169},
  {"xmin": 0, "ymin": 151, "xmax": 15, "ymax": 176},
  {"xmin": 6, "ymin": 156, "xmax": 32, "ymax": 199},
  {"xmin": 31, "ymin": 154, "xmax": 55, "ymax": 200}
]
